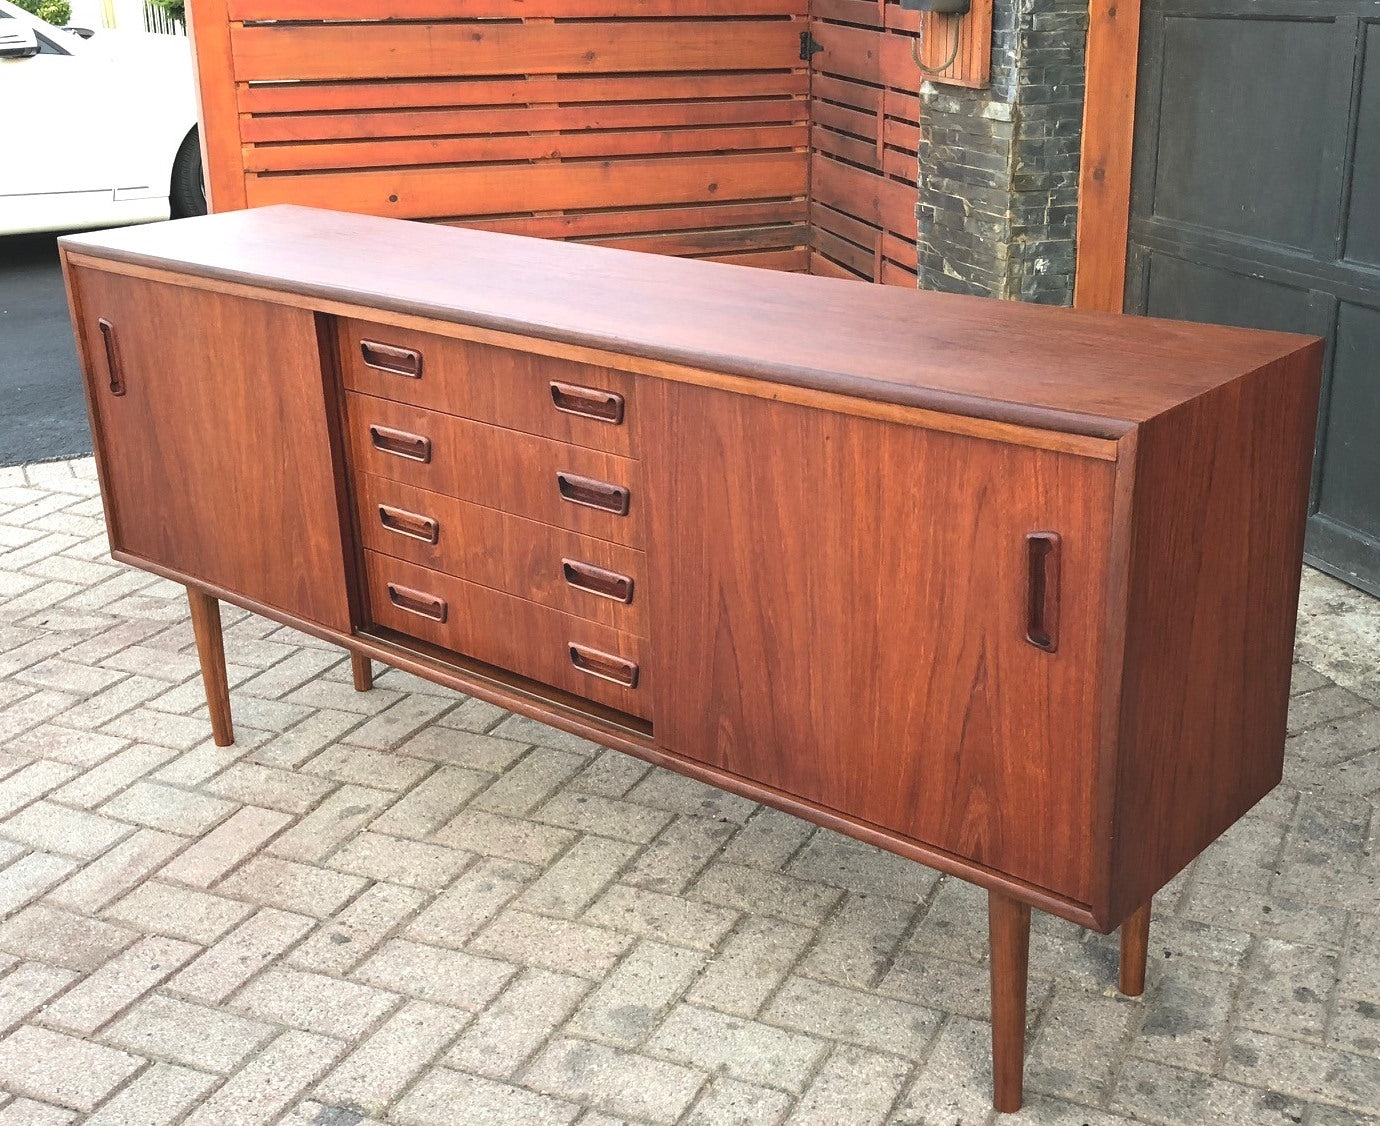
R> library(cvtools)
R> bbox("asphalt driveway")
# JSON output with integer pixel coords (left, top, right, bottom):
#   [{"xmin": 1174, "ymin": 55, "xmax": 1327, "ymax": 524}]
[{"xmin": 0, "ymin": 233, "xmax": 90, "ymax": 467}]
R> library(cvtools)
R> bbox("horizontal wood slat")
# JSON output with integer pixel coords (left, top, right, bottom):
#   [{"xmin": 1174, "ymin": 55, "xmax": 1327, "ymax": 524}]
[
  {"xmin": 230, "ymin": 0, "xmax": 801, "ymax": 16},
  {"xmin": 245, "ymin": 153, "xmax": 807, "ymax": 219},
  {"xmin": 230, "ymin": 21, "xmax": 802, "ymax": 81},
  {"xmin": 238, "ymin": 73, "xmax": 810, "ymax": 115},
  {"xmin": 457, "ymin": 200, "xmax": 808, "ymax": 240},
  {"xmin": 240, "ymin": 97, "xmax": 806, "ymax": 144},
  {"xmin": 246, "ymin": 125, "xmax": 809, "ymax": 173}
]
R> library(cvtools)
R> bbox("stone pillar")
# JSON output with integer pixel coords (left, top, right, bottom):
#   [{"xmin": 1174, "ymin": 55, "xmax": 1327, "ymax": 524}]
[{"xmin": 916, "ymin": 0, "xmax": 1089, "ymax": 304}]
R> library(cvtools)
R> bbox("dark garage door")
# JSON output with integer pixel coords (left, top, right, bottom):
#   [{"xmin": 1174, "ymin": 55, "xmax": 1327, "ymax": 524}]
[{"xmin": 1126, "ymin": 0, "xmax": 1380, "ymax": 595}]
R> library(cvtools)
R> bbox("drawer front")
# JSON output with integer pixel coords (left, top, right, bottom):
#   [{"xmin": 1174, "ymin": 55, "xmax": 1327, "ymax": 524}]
[
  {"xmin": 364, "ymin": 551, "xmax": 650, "ymax": 719},
  {"xmin": 356, "ymin": 474, "xmax": 648, "ymax": 637},
  {"xmin": 340, "ymin": 319, "xmax": 637, "ymax": 456},
  {"xmin": 346, "ymin": 392, "xmax": 644, "ymax": 547}
]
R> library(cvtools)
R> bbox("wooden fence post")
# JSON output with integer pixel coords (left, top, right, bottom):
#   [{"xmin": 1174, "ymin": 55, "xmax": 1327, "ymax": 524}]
[{"xmin": 186, "ymin": 0, "xmax": 248, "ymax": 212}]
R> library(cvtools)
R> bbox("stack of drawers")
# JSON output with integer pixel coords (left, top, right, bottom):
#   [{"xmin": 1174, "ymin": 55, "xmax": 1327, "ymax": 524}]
[{"xmin": 339, "ymin": 319, "xmax": 650, "ymax": 719}]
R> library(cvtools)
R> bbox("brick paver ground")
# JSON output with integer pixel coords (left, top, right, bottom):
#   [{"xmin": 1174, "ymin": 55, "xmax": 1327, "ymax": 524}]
[{"xmin": 1, "ymin": 455, "xmax": 1378, "ymax": 1126}]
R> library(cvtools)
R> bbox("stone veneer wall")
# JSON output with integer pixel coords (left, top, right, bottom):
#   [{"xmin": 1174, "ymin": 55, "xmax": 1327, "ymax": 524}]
[{"xmin": 916, "ymin": 0, "xmax": 1089, "ymax": 303}]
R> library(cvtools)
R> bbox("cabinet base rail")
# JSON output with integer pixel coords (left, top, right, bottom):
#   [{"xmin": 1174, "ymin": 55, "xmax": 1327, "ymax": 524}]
[{"xmin": 184, "ymin": 583, "xmax": 1153, "ymax": 1113}]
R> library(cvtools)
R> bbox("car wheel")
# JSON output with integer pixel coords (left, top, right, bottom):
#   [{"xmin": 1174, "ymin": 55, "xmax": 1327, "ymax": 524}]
[{"xmin": 170, "ymin": 128, "xmax": 208, "ymax": 219}]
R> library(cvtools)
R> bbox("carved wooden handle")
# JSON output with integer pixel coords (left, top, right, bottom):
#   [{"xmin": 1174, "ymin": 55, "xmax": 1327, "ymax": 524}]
[
  {"xmin": 550, "ymin": 381, "xmax": 625, "ymax": 424},
  {"xmin": 378, "ymin": 504, "xmax": 439, "ymax": 544},
  {"xmin": 562, "ymin": 558, "xmax": 634, "ymax": 603},
  {"xmin": 556, "ymin": 472, "xmax": 630, "ymax": 516},
  {"xmin": 1025, "ymin": 531, "xmax": 1061, "ymax": 653},
  {"xmin": 369, "ymin": 425, "xmax": 432, "ymax": 463},
  {"xmin": 361, "ymin": 339, "xmax": 423, "ymax": 378},
  {"xmin": 98, "ymin": 318, "xmax": 125, "ymax": 396},
  {"xmin": 386, "ymin": 582, "xmax": 447, "ymax": 622},
  {"xmin": 569, "ymin": 642, "xmax": 639, "ymax": 687}
]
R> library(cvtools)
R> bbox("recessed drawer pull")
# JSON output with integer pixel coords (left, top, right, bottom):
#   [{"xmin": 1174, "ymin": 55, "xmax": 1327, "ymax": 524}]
[
  {"xmin": 556, "ymin": 471, "xmax": 630, "ymax": 516},
  {"xmin": 1025, "ymin": 531, "xmax": 1061, "ymax": 653},
  {"xmin": 550, "ymin": 381, "xmax": 625, "ymax": 424},
  {"xmin": 98, "ymin": 318, "xmax": 126, "ymax": 396},
  {"xmin": 378, "ymin": 504, "xmax": 439, "ymax": 545},
  {"xmin": 569, "ymin": 642, "xmax": 639, "ymax": 688},
  {"xmin": 370, "ymin": 424, "xmax": 432, "ymax": 463},
  {"xmin": 361, "ymin": 339, "xmax": 423, "ymax": 379},
  {"xmin": 386, "ymin": 582, "xmax": 448, "ymax": 622},
  {"xmin": 562, "ymin": 558, "xmax": 634, "ymax": 603}
]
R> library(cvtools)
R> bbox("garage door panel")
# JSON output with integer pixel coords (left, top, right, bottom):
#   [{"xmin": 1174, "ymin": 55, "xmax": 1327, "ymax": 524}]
[
  {"xmin": 1154, "ymin": 15, "xmax": 1338, "ymax": 252},
  {"xmin": 1315, "ymin": 300, "xmax": 1380, "ymax": 540},
  {"xmin": 1141, "ymin": 251, "xmax": 1317, "ymax": 333},
  {"xmin": 1342, "ymin": 22, "xmax": 1380, "ymax": 268},
  {"xmin": 1129, "ymin": 1, "xmax": 1380, "ymax": 596}
]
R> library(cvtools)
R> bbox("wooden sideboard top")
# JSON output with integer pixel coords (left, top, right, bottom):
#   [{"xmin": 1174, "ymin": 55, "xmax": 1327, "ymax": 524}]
[{"xmin": 61, "ymin": 205, "xmax": 1321, "ymax": 440}]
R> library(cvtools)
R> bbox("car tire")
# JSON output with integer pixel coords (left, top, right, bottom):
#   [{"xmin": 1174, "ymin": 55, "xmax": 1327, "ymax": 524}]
[{"xmin": 170, "ymin": 128, "xmax": 208, "ymax": 219}]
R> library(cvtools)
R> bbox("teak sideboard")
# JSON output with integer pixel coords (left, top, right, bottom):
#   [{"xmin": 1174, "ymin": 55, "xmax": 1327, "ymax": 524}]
[{"xmin": 60, "ymin": 205, "xmax": 1323, "ymax": 1112}]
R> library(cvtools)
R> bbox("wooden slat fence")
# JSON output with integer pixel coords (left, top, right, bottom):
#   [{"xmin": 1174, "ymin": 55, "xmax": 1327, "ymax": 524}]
[
  {"xmin": 806, "ymin": 0, "xmax": 989, "ymax": 283},
  {"xmin": 188, "ymin": 0, "xmax": 989, "ymax": 282}
]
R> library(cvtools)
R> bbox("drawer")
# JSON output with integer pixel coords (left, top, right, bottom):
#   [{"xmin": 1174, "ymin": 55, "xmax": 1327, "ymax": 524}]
[
  {"xmin": 340, "ymin": 319, "xmax": 637, "ymax": 457},
  {"xmin": 364, "ymin": 551, "xmax": 650, "ymax": 720},
  {"xmin": 356, "ymin": 474, "xmax": 648, "ymax": 637},
  {"xmin": 346, "ymin": 392, "xmax": 644, "ymax": 547}
]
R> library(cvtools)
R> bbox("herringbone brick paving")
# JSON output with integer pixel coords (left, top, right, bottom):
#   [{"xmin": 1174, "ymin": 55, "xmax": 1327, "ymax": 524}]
[{"xmin": 1, "ymin": 455, "xmax": 1378, "ymax": 1126}]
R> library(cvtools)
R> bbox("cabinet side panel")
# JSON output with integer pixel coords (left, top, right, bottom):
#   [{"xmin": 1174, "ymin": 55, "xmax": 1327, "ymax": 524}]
[
  {"xmin": 73, "ymin": 265, "xmax": 351, "ymax": 631},
  {"xmin": 1110, "ymin": 345, "xmax": 1324, "ymax": 923},
  {"xmin": 644, "ymin": 379, "xmax": 1116, "ymax": 904}
]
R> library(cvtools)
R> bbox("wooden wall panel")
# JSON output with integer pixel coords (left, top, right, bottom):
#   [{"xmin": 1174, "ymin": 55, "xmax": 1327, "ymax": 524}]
[{"xmin": 804, "ymin": 0, "xmax": 990, "ymax": 285}]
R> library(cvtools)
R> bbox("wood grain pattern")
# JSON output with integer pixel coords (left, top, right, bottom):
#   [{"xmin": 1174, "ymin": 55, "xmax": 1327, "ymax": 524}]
[
  {"xmin": 68, "ymin": 263, "xmax": 351, "ymax": 631},
  {"xmin": 66, "ymin": 219, "xmax": 1326, "ymax": 1114},
  {"xmin": 345, "ymin": 393, "xmax": 643, "ymax": 547},
  {"xmin": 191, "ymin": 0, "xmax": 811, "ymax": 260},
  {"xmin": 60, "ymin": 208, "xmax": 1320, "ymax": 441},
  {"xmin": 644, "ymin": 378, "xmax": 1116, "ymax": 902},
  {"xmin": 58, "ymin": 250, "xmax": 1121, "ymax": 460},
  {"xmin": 187, "ymin": 588, "xmax": 234, "ymax": 746},
  {"xmin": 110, "ymin": 537, "xmax": 1111, "ymax": 928},
  {"xmin": 240, "ymin": 97, "xmax": 806, "ymax": 146},
  {"xmin": 237, "ymin": 72, "xmax": 808, "ymax": 115},
  {"xmin": 355, "ymin": 475, "xmax": 648, "ymax": 636},
  {"xmin": 340, "ymin": 319, "xmax": 639, "ymax": 457},
  {"xmin": 350, "ymin": 652, "xmax": 374, "ymax": 692},
  {"xmin": 231, "ymin": 0, "xmax": 801, "ymax": 15},
  {"xmin": 364, "ymin": 551, "xmax": 650, "ymax": 719},
  {"xmin": 244, "ymin": 154, "xmax": 806, "ymax": 224},
  {"xmin": 1119, "ymin": 899, "xmax": 1151, "ymax": 996},
  {"xmin": 190, "ymin": 0, "xmax": 991, "ymax": 283},
  {"xmin": 184, "ymin": 0, "xmax": 245, "ymax": 211},
  {"xmin": 801, "ymin": 0, "xmax": 990, "ymax": 284},
  {"xmin": 1104, "ymin": 343, "xmax": 1325, "ymax": 924},
  {"xmin": 1073, "ymin": 0, "xmax": 1142, "ymax": 312},
  {"xmin": 230, "ymin": 21, "xmax": 802, "ymax": 82},
  {"xmin": 989, "ymin": 889, "xmax": 1031, "ymax": 1113}
]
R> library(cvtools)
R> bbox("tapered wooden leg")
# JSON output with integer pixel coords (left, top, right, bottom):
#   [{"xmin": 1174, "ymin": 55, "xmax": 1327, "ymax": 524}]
[
  {"xmin": 186, "ymin": 587, "xmax": 234, "ymax": 747},
  {"xmin": 351, "ymin": 652, "xmax": 373, "ymax": 692},
  {"xmin": 989, "ymin": 889, "xmax": 1031, "ymax": 1114},
  {"xmin": 1119, "ymin": 900, "xmax": 1152, "ymax": 997}
]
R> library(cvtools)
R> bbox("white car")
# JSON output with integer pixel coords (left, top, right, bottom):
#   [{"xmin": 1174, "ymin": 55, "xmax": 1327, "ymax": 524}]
[{"xmin": 0, "ymin": 0, "xmax": 204, "ymax": 236}]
